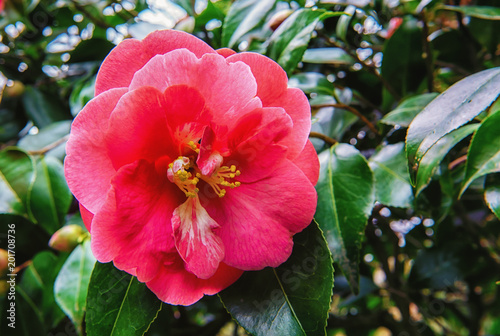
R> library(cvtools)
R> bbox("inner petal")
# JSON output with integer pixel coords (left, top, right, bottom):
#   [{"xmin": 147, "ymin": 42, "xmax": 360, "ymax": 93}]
[{"xmin": 172, "ymin": 197, "xmax": 225, "ymax": 279}]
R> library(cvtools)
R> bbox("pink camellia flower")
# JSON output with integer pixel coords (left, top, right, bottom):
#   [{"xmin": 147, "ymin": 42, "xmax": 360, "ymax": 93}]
[{"xmin": 64, "ymin": 30, "xmax": 319, "ymax": 305}]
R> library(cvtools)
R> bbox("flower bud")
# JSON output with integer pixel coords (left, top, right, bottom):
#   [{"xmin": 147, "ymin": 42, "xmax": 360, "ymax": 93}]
[
  {"xmin": 3, "ymin": 80, "xmax": 25, "ymax": 98},
  {"xmin": 268, "ymin": 10, "xmax": 294, "ymax": 31},
  {"xmin": 48, "ymin": 225, "xmax": 86, "ymax": 252},
  {"xmin": 0, "ymin": 249, "xmax": 8, "ymax": 277}
]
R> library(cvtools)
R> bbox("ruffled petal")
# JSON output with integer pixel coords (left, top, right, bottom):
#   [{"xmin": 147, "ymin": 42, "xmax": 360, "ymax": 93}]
[
  {"xmin": 65, "ymin": 88, "xmax": 127, "ymax": 214},
  {"xmin": 203, "ymin": 160, "xmax": 317, "ymax": 270},
  {"xmin": 216, "ymin": 48, "xmax": 236, "ymax": 58},
  {"xmin": 105, "ymin": 86, "xmax": 176, "ymax": 169},
  {"xmin": 128, "ymin": 49, "xmax": 257, "ymax": 120},
  {"xmin": 91, "ymin": 160, "xmax": 184, "ymax": 282},
  {"xmin": 95, "ymin": 29, "xmax": 216, "ymax": 95},
  {"xmin": 172, "ymin": 197, "xmax": 224, "ymax": 279},
  {"xmin": 292, "ymin": 140, "xmax": 319, "ymax": 185},
  {"xmin": 146, "ymin": 261, "xmax": 242, "ymax": 306},
  {"xmin": 226, "ymin": 53, "xmax": 311, "ymax": 159}
]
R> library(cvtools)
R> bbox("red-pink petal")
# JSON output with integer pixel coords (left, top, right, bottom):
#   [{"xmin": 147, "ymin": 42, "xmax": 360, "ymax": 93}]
[
  {"xmin": 128, "ymin": 50, "xmax": 257, "ymax": 119},
  {"xmin": 203, "ymin": 160, "xmax": 317, "ymax": 270},
  {"xmin": 292, "ymin": 140, "xmax": 319, "ymax": 185},
  {"xmin": 95, "ymin": 30, "xmax": 216, "ymax": 95},
  {"xmin": 79, "ymin": 203, "xmax": 93, "ymax": 231},
  {"xmin": 105, "ymin": 86, "xmax": 175, "ymax": 169},
  {"xmin": 216, "ymin": 48, "xmax": 236, "ymax": 58},
  {"xmin": 226, "ymin": 52, "xmax": 311, "ymax": 159},
  {"xmin": 65, "ymin": 88, "xmax": 127, "ymax": 214},
  {"xmin": 91, "ymin": 160, "xmax": 184, "ymax": 282},
  {"xmin": 146, "ymin": 262, "xmax": 242, "ymax": 305},
  {"xmin": 172, "ymin": 197, "xmax": 224, "ymax": 279}
]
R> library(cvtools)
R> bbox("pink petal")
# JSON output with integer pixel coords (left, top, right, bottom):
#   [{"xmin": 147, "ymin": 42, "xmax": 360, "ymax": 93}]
[
  {"xmin": 203, "ymin": 160, "xmax": 317, "ymax": 270},
  {"xmin": 64, "ymin": 88, "xmax": 127, "ymax": 214},
  {"xmin": 146, "ymin": 261, "xmax": 243, "ymax": 305},
  {"xmin": 95, "ymin": 30, "xmax": 216, "ymax": 95},
  {"xmin": 197, "ymin": 126, "xmax": 223, "ymax": 176},
  {"xmin": 79, "ymin": 203, "xmax": 93, "ymax": 231},
  {"xmin": 105, "ymin": 86, "xmax": 176, "ymax": 169},
  {"xmin": 292, "ymin": 140, "xmax": 319, "ymax": 185},
  {"xmin": 226, "ymin": 53, "xmax": 311, "ymax": 160},
  {"xmin": 216, "ymin": 48, "xmax": 236, "ymax": 58},
  {"xmin": 172, "ymin": 197, "xmax": 225, "ymax": 279},
  {"xmin": 91, "ymin": 160, "xmax": 184, "ymax": 282},
  {"xmin": 128, "ymin": 49, "xmax": 257, "ymax": 119}
]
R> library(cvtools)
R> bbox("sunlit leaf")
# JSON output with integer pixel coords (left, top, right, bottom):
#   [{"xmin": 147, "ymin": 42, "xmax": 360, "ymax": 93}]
[
  {"xmin": 380, "ymin": 93, "xmax": 438, "ymax": 127},
  {"xmin": 438, "ymin": 5, "xmax": 500, "ymax": 20},
  {"xmin": 485, "ymin": 175, "xmax": 500, "ymax": 220},
  {"xmin": 220, "ymin": 221, "xmax": 333, "ymax": 336},
  {"xmin": 406, "ymin": 67, "xmax": 500, "ymax": 184},
  {"xmin": 302, "ymin": 48, "xmax": 353, "ymax": 65}
]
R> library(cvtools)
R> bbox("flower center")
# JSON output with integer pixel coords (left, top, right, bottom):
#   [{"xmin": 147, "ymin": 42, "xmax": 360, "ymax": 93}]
[{"xmin": 167, "ymin": 154, "xmax": 241, "ymax": 199}]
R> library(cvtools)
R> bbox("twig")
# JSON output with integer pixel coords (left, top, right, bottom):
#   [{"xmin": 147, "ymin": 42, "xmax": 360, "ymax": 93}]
[
  {"xmin": 71, "ymin": 1, "xmax": 114, "ymax": 30},
  {"xmin": 28, "ymin": 134, "xmax": 70, "ymax": 156},
  {"xmin": 420, "ymin": 10, "xmax": 434, "ymax": 93},
  {"xmin": 448, "ymin": 154, "xmax": 467, "ymax": 170},
  {"xmin": 309, "ymin": 132, "xmax": 337, "ymax": 146},
  {"xmin": 311, "ymin": 103, "xmax": 380, "ymax": 135}
]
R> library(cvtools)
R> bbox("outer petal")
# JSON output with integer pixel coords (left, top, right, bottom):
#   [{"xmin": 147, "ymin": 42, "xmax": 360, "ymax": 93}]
[
  {"xmin": 146, "ymin": 261, "xmax": 242, "ymax": 306},
  {"xmin": 292, "ymin": 140, "xmax": 320, "ymax": 185},
  {"xmin": 79, "ymin": 203, "xmax": 93, "ymax": 231},
  {"xmin": 226, "ymin": 52, "xmax": 311, "ymax": 160},
  {"xmin": 172, "ymin": 197, "xmax": 224, "ymax": 279},
  {"xmin": 216, "ymin": 48, "xmax": 236, "ymax": 58},
  {"xmin": 91, "ymin": 160, "xmax": 184, "ymax": 283},
  {"xmin": 128, "ymin": 50, "xmax": 258, "ymax": 121},
  {"xmin": 95, "ymin": 29, "xmax": 216, "ymax": 95},
  {"xmin": 64, "ymin": 88, "xmax": 127, "ymax": 213},
  {"xmin": 203, "ymin": 160, "xmax": 317, "ymax": 270}
]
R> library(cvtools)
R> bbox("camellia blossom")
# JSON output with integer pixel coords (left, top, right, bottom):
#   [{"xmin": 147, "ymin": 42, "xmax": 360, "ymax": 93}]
[{"xmin": 64, "ymin": 30, "xmax": 319, "ymax": 305}]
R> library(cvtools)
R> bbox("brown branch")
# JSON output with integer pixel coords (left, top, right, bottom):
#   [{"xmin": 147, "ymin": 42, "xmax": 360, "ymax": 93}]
[
  {"xmin": 309, "ymin": 132, "xmax": 337, "ymax": 146},
  {"xmin": 71, "ymin": 1, "xmax": 114, "ymax": 30},
  {"xmin": 312, "ymin": 103, "xmax": 380, "ymax": 135},
  {"xmin": 420, "ymin": 11, "xmax": 434, "ymax": 93},
  {"xmin": 28, "ymin": 134, "xmax": 70, "ymax": 156},
  {"xmin": 448, "ymin": 154, "xmax": 467, "ymax": 170}
]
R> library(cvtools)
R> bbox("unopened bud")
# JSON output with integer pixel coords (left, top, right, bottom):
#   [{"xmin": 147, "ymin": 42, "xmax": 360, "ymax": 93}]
[
  {"xmin": 49, "ymin": 225, "xmax": 86, "ymax": 252},
  {"xmin": 0, "ymin": 249, "xmax": 8, "ymax": 277},
  {"xmin": 268, "ymin": 10, "xmax": 294, "ymax": 31},
  {"xmin": 4, "ymin": 81, "xmax": 25, "ymax": 98}
]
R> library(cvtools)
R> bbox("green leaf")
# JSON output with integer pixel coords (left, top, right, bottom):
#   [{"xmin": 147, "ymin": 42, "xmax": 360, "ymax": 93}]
[
  {"xmin": 288, "ymin": 72, "xmax": 334, "ymax": 96},
  {"xmin": 485, "ymin": 175, "xmax": 500, "ymax": 220},
  {"xmin": 368, "ymin": 142, "xmax": 413, "ymax": 208},
  {"xmin": 266, "ymin": 9, "xmax": 339, "ymax": 75},
  {"xmin": 415, "ymin": 124, "xmax": 478, "ymax": 196},
  {"xmin": 381, "ymin": 16, "xmax": 426, "ymax": 97},
  {"xmin": 220, "ymin": 221, "xmax": 333, "ymax": 336},
  {"xmin": 54, "ymin": 239, "xmax": 96, "ymax": 335},
  {"xmin": 221, "ymin": 0, "xmax": 277, "ymax": 48},
  {"xmin": 0, "ymin": 251, "xmax": 66, "ymax": 335},
  {"xmin": 86, "ymin": 262, "xmax": 162, "ymax": 336},
  {"xmin": 438, "ymin": 5, "xmax": 500, "ymax": 20},
  {"xmin": 171, "ymin": 0, "xmax": 195, "ymax": 16},
  {"xmin": 380, "ymin": 93, "xmax": 439, "ymax": 127},
  {"xmin": 335, "ymin": 5, "xmax": 355, "ymax": 43},
  {"xmin": 29, "ymin": 156, "xmax": 72, "ymax": 234},
  {"xmin": 315, "ymin": 144, "xmax": 375, "ymax": 293},
  {"xmin": 69, "ymin": 75, "xmax": 95, "ymax": 117},
  {"xmin": 406, "ymin": 67, "xmax": 500, "ymax": 184},
  {"xmin": 21, "ymin": 86, "xmax": 70, "ymax": 128},
  {"xmin": 0, "ymin": 147, "xmax": 35, "ymax": 216},
  {"xmin": 460, "ymin": 111, "xmax": 500, "ymax": 196},
  {"xmin": 17, "ymin": 120, "xmax": 71, "ymax": 160},
  {"xmin": 302, "ymin": 48, "xmax": 353, "ymax": 65}
]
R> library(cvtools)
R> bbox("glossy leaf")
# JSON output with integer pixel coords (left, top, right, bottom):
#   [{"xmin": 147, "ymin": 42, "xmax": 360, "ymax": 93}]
[
  {"xmin": 86, "ymin": 262, "xmax": 162, "ymax": 336},
  {"xmin": 220, "ymin": 221, "xmax": 333, "ymax": 336},
  {"xmin": 438, "ymin": 5, "xmax": 500, "ymax": 20},
  {"xmin": 288, "ymin": 72, "xmax": 334, "ymax": 96},
  {"xmin": 460, "ymin": 111, "xmax": 500, "ymax": 196},
  {"xmin": 315, "ymin": 144, "xmax": 375, "ymax": 293},
  {"xmin": 69, "ymin": 75, "xmax": 96, "ymax": 117},
  {"xmin": 381, "ymin": 17, "xmax": 426, "ymax": 97},
  {"xmin": 416, "ymin": 124, "xmax": 478, "ymax": 196},
  {"xmin": 54, "ymin": 239, "xmax": 96, "ymax": 334},
  {"xmin": 266, "ymin": 9, "xmax": 338, "ymax": 75},
  {"xmin": 21, "ymin": 86, "xmax": 70, "ymax": 128},
  {"xmin": 380, "ymin": 93, "xmax": 438, "ymax": 127},
  {"xmin": 171, "ymin": 0, "xmax": 195, "ymax": 17},
  {"xmin": 335, "ymin": 5, "xmax": 355, "ymax": 43},
  {"xmin": 485, "ymin": 175, "xmax": 500, "ymax": 220},
  {"xmin": 17, "ymin": 120, "xmax": 71, "ymax": 160},
  {"xmin": 221, "ymin": 0, "xmax": 276, "ymax": 48},
  {"xmin": 368, "ymin": 142, "xmax": 413, "ymax": 208},
  {"xmin": 29, "ymin": 156, "xmax": 72, "ymax": 234},
  {"xmin": 406, "ymin": 67, "xmax": 500, "ymax": 184},
  {"xmin": 302, "ymin": 48, "xmax": 353, "ymax": 65},
  {"xmin": 0, "ymin": 147, "xmax": 35, "ymax": 215}
]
